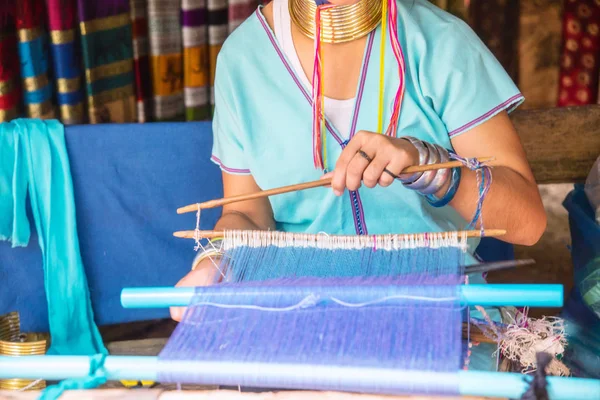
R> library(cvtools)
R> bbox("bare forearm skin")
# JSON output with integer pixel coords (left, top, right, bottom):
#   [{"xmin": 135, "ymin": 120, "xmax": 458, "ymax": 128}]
[{"xmin": 441, "ymin": 166, "xmax": 546, "ymax": 246}]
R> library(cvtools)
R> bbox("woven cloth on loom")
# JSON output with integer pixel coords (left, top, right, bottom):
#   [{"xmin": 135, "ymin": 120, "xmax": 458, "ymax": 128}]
[
  {"xmin": 0, "ymin": 3, "xmax": 21, "ymax": 122},
  {"xmin": 46, "ymin": 0, "xmax": 86, "ymax": 125},
  {"xmin": 148, "ymin": 0, "xmax": 185, "ymax": 121},
  {"xmin": 557, "ymin": 0, "xmax": 600, "ymax": 106},
  {"xmin": 158, "ymin": 234, "xmax": 467, "ymax": 394},
  {"xmin": 17, "ymin": 0, "xmax": 56, "ymax": 119},
  {"xmin": 77, "ymin": 0, "xmax": 137, "ymax": 123}
]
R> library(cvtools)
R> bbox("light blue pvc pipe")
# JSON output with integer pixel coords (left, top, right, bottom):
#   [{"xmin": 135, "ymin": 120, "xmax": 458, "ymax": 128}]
[
  {"xmin": 0, "ymin": 356, "xmax": 597, "ymax": 399},
  {"xmin": 120, "ymin": 284, "xmax": 564, "ymax": 308}
]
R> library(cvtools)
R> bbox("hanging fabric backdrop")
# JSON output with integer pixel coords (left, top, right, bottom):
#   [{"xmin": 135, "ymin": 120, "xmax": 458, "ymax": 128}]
[
  {"xmin": 1, "ymin": 0, "xmax": 600, "ymax": 125},
  {"xmin": 0, "ymin": 0, "xmax": 263, "ymax": 124}
]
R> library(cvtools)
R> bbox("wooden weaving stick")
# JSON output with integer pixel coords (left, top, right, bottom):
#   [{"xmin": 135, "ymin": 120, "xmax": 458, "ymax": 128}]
[
  {"xmin": 176, "ymin": 157, "xmax": 495, "ymax": 214},
  {"xmin": 173, "ymin": 229, "xmax": 506, "ymax": 240}
]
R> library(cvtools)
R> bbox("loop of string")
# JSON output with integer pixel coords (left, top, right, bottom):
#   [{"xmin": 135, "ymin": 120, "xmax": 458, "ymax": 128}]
[{"xmin": 449, "ymin": 153, "xmax": 493, "ymax": 235}]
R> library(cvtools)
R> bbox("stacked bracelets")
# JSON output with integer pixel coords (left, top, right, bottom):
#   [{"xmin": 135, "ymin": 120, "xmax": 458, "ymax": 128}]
[{"xmin": 398, "ymin": 136, "xmax": 461, "ymax": 207}]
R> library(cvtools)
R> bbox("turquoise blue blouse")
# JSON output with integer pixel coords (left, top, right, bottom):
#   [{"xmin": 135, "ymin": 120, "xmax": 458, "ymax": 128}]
[{"xmin": 210, "ymin": 0, "xmax": 523, "ymax": 268}]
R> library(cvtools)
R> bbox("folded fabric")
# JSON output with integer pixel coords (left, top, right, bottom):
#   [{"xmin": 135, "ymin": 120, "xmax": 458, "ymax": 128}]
[{"xmin": 0, "ymin": 118, "xmax": 106, "ymax": 356}]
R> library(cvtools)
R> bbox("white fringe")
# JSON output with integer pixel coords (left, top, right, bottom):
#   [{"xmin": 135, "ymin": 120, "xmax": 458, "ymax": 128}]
[{"xmin": 222, "ymin": 230, "xmax": 469, "ymax": 252}]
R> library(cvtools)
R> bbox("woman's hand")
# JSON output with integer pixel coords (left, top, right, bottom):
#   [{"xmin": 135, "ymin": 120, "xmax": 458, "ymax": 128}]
[
  {"xmin": 330, "ymin": 131, "xmax": 419, "ymax": 196},
  {"xmin": 169, "ymin": 258, "xmax": 221, "ymax": 321}
]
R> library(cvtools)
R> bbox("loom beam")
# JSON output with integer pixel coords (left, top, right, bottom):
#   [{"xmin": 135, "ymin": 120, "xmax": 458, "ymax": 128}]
[
  {"xmin": 120, "ymin": 284, "xmax": 564, "ymax": 309},
  {"xmin": 0, "ymin": 356, "xmax": 597, "ymax": 400}
]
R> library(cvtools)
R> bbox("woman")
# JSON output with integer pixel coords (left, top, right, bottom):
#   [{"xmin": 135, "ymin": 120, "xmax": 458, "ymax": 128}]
[{"xmin": 172, "ymin": 0, "xmax": 547, "ymax": 372}]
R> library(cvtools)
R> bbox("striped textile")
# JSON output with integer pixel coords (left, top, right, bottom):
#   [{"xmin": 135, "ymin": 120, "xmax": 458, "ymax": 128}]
[
  {"xmin": 182, "ymin": 0, "xmax": 210, "ymax": 121},
  {"xmin": 148, "ymin": 0, "xmax": 185, "ymax": 121},
  {"xmin": 208, "ymin": 0, "xmax": 228, "ymax": 112},
  {"xmin": 557, "ymin": 0, "xmax": 600, "ymax": 106},
  {"xmin": 16, "ymin": 0, "xmax": 56, "ymax": 119},
  {"xmin": 46, "ymin": 0, "xmax": 86, "ymax": 124},
  {"xmin": 228, "ymin": 0, "xmax": 258, "ymax": 33},
  {"xmin": 0, "ymin": 3, "xmax": 22, "ymax": 122},
  {"xmin": 129, "ymin": 0, "xmax": 152, "ymax": 122},
  {"xmin": 77, "ymin": 0, "xmax": 137, "ymax": 123}
]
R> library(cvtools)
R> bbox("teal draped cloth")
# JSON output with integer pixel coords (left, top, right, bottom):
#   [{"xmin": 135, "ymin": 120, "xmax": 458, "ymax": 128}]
[{"xmin": 0, "ymin": 118, "xmax": 106, "ymax": 357}]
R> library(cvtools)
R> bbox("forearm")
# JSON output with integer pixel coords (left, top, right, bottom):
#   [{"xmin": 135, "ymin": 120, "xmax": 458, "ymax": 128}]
[
  {"xmin": 444, "ymin": 166, "xmax": 546, "ymax": 246},
  {"xmin": 214, "ymin": 209, "xmax": 271, "ymax": 232}
]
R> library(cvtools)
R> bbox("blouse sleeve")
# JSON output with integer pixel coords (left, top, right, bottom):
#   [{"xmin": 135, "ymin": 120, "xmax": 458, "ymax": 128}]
[
  {"xmin": 210, "ymin": 60, "xmax": 251, "ymax": 175},
  {"xmin": 418, "ymin": 18, "xmax": 524, "ymax": 139}
]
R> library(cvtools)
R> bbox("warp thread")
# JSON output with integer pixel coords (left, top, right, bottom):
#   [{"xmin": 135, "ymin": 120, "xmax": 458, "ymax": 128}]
[
  {"xmin": 218, "ymin": 231, "xmax": 467, "ymax": 283},
  {"xmin": 159, "ymin": 275, "xmax": 465, "ymax": 393}
]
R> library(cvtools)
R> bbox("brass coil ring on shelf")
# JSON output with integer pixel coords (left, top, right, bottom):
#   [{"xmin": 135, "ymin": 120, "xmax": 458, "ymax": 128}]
[{"xmin": 0, "ymin": 312, "xmax": 49, "ymax": 391}]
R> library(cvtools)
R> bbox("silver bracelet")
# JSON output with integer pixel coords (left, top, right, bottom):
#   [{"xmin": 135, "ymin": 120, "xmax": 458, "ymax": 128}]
[
  {"xmin": 418, "ymin": 145, "xmax": 451, "ymax": 195},
  {"xmin": 403, "ymin": 141, "xmax": 440, "ymax": 191},
  {"xmin": 398, "ymin": 136, "xmax": 429, "ymax": 183}
]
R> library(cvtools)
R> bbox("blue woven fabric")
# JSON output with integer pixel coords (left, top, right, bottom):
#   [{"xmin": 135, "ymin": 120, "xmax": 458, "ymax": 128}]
[{"xmin": 159, "ymin": 276, "xmax": 463, "ymax": 395}]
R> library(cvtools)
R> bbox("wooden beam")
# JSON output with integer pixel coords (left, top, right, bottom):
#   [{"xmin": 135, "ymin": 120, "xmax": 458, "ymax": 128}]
[{"xmin": 510, "ymin": 105, "xmax": 600, "ymax": 184}]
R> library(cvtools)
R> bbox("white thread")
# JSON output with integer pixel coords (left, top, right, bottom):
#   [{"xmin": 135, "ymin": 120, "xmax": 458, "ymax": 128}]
[
  {"xmin": 187, "ymin": 292, "xmax": 464, "ymax": 313},
  {"xmin": 196, "ymin": 239, "xmax": 227, "ymax": 280},
  {"xmin": 498, "ymin": 315, "xmax": 569, "ymax": 375},
  {"xmin": 191, "ymin": 294, "xmax": 320, "ymax": 312},
  {"xmin": 330, "ymin": 294, "xmax": 459, "ymax": 307},
  {"xmin": 222, "ymin": 230, "xmax": 468, "ymax": 252},
  {"xmin": 194, "ymin": 205, "xmax": 202, "ymax": 251}
]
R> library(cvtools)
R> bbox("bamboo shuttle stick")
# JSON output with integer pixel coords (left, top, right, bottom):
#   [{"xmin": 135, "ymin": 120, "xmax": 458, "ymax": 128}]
[
  {"xmin": 177, "ymin": 157, "xmax": 495, "ymax": 214},
  {"xmin": 173, "ymin": 229, "xmax": 507, "ymax": 240}
]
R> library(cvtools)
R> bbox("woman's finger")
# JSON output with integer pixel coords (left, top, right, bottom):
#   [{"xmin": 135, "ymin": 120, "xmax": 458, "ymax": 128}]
[
  {"xmin": 363, "ymin": 151, "xmax": 390, "ymax": 188},
  {"xmin": 379, "ymin": 154, "xmax": 411, "ymax": 187},
  {"xmin": 320, "ymin": 171, "xmax": 334, "ymax": 187},
  {"xmin": 344, "ymin": 151, "xmax": 372, "ymax": 192},
  {"xmin": 331, "ymin": 132, "xmax": 369, "ymax": 194}
]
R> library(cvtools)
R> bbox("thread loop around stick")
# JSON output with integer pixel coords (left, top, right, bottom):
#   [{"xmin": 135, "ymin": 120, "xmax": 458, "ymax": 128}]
[{"xmin": 449, "ymin": 153, "xmax": 493, "ymax": 234}]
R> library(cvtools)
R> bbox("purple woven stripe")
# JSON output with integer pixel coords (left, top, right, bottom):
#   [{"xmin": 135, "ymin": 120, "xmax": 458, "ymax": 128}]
[
  {"xmin": 182, "ymin": 8, "xmax": 206, "ymax": 27},
  {"xmin": 211, "ymin": 155, "xmax": 251, "ymax": 174},
  {"xmin": 448, "ymin": 94, "xmax": 524, "ymax": 137},
  {"xmin": 77, "ymin": 0, "xmax": 130, "ymax": 22},
  {"xmin": 354, "ymin": 191, "xmax": 368, "ymax": 234}
]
